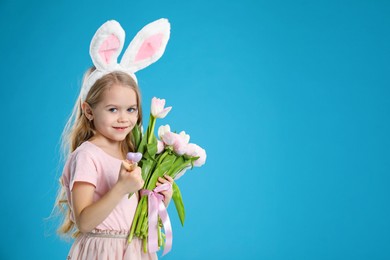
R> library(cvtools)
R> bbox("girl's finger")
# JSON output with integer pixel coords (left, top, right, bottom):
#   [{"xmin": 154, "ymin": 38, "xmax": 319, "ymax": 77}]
[
  {"xmin": 164, "ymin": 175, "xmax": 174, "ymax": 183},
  {"xmin": 158, "ymin": 177, "xmax": 168, "ymax": 183}
]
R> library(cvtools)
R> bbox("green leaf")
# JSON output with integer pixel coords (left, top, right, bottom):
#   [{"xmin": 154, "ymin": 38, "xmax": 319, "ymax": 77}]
[
  {"xmin": 168, "ymin": 156, "xmax": 200, "ymax": 179},
  {"xmin": 131, "ymin": 124, "xmax": 142, "ymax": 150},
  {"xmin": 172, "ymin": 182, "xmax": 185, "ymax": 226},
  {"xmin": 146, "ymin": 135, "xmax": 157, "ymax": 157},
  {"xmin": 166, "ymin": 156, "xmax": 185, "ymax": 176},
  {"xmin": 146, "ymin": 154, "xmax": 177, "ymax": 190},
  {"xmin": 137, "ymin": 133, "xmax": 147, "ymax": 155},
  {"xmin": 140, "ymin": 159, "xmax": 154, "ymax": 181},
  {"xmin": 158, "ymin": 154, "xmax": 177, "ymax": 173},
  {"xmin": 146, "ymin": 115, "xmax": 156, "ymax": 144}
]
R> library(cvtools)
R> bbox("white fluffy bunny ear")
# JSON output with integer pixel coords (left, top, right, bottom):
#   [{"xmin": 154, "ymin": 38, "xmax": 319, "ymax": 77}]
[
  {"xmin": 90, "ymin": 20, "xmax": 125, "ymax": 70},
  {"xmin": 120, "ymin": 18, "xmax": 170, "ymax": 73}
]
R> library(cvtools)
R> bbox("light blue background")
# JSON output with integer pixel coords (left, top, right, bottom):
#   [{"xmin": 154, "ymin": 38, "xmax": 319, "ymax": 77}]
[{"xmin": 0, "ymin": 0, "xmax": 389, "ymax": 259}]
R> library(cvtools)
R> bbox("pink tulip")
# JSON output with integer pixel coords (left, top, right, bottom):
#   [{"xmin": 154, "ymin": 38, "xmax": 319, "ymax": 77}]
[
  {"xmin": 186, "ymin": 143, "xmax": 207, "ymax": 167},
  {"xmin": 173, "ymin": 133, "xmax": 188, "ymax": 155},
  {"xmin": 179, "ymin": 131, "xmax": 190, "ymax": 144},
  {"xmin": 151, "ymin": 97, "xmax": 172, "ymax": 118},
  {"xmin": 158, "ymin": 125, "xmax": 171, "ymax": 139},
  {"xmin": 161, "ymin": 131, "xmax": 176, "ymax": 146},
  {"xmin": 160, "ymin": 128, "xmax": 189, "ymax": 156},
  {"xmin": 157, "ymin": 140, "xmax": 165, "ymax": 154}
]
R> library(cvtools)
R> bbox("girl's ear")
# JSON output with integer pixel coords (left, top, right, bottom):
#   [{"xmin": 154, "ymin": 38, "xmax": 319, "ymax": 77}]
[
  {"xmin": 81, "ymin": 102, "xmax": 94, "ymax": 121},
  {"xmin": 120, "ymin": 19, "xmax": 170, "ymax": 73},
  {"xmin": 90, "ymin": 20, "xmax": 125, "ymax": 70}
]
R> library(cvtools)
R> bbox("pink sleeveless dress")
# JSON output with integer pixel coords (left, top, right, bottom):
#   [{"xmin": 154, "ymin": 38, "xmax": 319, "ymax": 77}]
[{"xmin": 62, "ymin": 141, "xmax": 157, "ymax": 260}]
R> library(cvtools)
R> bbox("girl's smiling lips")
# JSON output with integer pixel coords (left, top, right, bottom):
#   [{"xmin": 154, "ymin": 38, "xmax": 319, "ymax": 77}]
[{"xmin": 113, "ymin": 126, "xmax": 129, "ymax": 131}]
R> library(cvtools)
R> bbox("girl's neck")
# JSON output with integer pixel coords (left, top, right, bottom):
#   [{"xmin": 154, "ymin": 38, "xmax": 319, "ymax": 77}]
[{"xmin": 88, "ymin": 135, "xmax": 124, "ymax": 160}]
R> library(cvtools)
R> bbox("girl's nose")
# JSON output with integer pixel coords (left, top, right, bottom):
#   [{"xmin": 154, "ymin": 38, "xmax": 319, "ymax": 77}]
[{"xmin": 117, "ymin": 112, "xmax": 129, "ymax": 122}]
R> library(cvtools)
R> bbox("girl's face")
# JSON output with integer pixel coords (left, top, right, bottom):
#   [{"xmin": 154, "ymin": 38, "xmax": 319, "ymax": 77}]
[{"xmin": 89, "ymin": 84, "xmax": 138, "ymax": 145}]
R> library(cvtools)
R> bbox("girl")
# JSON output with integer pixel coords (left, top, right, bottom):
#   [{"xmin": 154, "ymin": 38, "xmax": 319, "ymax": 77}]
[{"xmin": 56, "ymin": 19, "xmax": 173, "ymax": 259}]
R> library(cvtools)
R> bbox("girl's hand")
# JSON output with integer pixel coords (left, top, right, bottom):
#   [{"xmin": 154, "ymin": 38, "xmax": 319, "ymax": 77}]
[
  {"xmin": 156, "ymin": 175, "xmax": 174, "ymax": 207},
  {"xmin": 116, "ymin": 162, "xmax": 144, "ymax": 195}
]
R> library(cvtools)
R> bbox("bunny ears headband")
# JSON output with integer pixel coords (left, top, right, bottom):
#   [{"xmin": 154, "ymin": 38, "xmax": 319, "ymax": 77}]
[{"xmin": 80, "ymin": 18, "xmax": 170, "ymax": 101}]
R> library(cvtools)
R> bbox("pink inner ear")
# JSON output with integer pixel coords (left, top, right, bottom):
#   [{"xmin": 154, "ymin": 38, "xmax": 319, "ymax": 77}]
[
  {"xmin": 135, "ymin": 33, "xmax": 164, "ymax": 62},
  {"xmin": 98, "ymin": 34, "xmax": 120, "ymax": 64}
]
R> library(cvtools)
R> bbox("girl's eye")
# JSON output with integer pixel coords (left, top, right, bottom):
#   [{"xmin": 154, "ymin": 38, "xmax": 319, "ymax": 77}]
[
  {"xmin": 108, "ymin": 108, "xmax": 117, "ymax": 112},
  {"xmin": 128, "ymin": 107, "xmax": 138, "ymax": 113}
]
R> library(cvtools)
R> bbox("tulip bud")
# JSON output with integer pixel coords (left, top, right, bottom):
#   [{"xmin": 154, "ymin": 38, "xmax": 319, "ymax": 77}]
[
  {"xmin": 157, "ymin": 140, "xmax": 165, "ymax": 154},
  {"xmin": 173, "ymin": 133, "xmax": 188, "ymax": 155},
  {"xmin": 158, "ymin": 125, "xmax": 171, "ymax": 139},
  {"xmin": 161, "ymin": 131, "xmax": 176, "ymax": 146},
  {"xmin": 179, "ymin": 131, "xmax": 190, "ymax": 144},
  {"xmin": 186, "ymin": 143, "xmax": 207, "ymax": 167},
  {"xmin": 151, "ymin": 97, "xmax": 172, "ymax": 118}
]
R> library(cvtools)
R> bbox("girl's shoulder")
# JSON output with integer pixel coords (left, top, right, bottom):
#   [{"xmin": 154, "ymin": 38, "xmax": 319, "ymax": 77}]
[
  {"xmin": 69, "ymin": 141, "xmax": 101, "ymax": 162},
  {"xmin": 61, "ymin": 142, "xmax": 101, "ymax": 185},
  {"xmin": 73, "ymin": 141, "xmax": 98, "ymax": 155}
]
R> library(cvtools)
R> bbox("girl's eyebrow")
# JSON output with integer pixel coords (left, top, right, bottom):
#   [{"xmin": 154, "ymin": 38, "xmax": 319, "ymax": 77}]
[{"xmin": 105, "ymin": 104, "xmax": 137, "ymax": 108}]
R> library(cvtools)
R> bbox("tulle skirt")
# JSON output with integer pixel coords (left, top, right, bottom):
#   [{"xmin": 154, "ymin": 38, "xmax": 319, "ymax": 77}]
[{"xmin": 67, "ymin": 229, "xmax": 157, "ymax": 260}]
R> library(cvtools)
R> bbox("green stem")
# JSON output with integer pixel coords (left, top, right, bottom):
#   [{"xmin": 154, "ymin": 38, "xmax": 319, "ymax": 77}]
[
  {"xmin": 143, "ymin": 151, "xmax": 167, "ymax": 190},
  {"xmin": 147, "ymin": 115, "xmax": 156, "ymax": 144},
  {"xmin": 140, "ymin": 213, "xmax": 149, "ymax": 236},
  {"xmin": 143, "ymin": 150, "xmax": 169, "ymax": 186},
  {"xmin": 158, "ymin": 225, "xmax": 162, "ymax": 248},
  {"xmin": 157, "ymin": 150, "xmax": 169, "ymax": 165},
  {"xmin": 143, "ymin": 237, "xmax": 148, "ymax": 253},
  {"xmin": 136, "ymin": 204, "xmax": 147, "ymax": 235},
  {"xmin": 128, "ymin": 196, "xmax": 145, "ymax": 243},
  {"xmin": 162, "ymin": 232, "xmax": 166, "ymax": 248},
  {"xmin": 146, "ymin": 154, "xmax": 177, "ymax": 191}
]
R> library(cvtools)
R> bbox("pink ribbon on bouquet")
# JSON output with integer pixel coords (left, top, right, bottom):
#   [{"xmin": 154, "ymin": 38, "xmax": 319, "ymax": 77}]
[{"xmin": 140, "ymin": 183, "xmax": 173, "ymax": 255}]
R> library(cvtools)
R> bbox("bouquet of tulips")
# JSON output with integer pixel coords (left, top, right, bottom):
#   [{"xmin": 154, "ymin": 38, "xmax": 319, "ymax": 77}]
[{"xmin": 127, "ymin": 97, "xmax": 206, "ymax": 255}]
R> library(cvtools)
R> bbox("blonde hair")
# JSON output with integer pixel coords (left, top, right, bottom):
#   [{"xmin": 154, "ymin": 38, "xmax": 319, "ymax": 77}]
[{"xmin": 55, "ymin": 67, "xmax": 143, "ymax": 238}]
